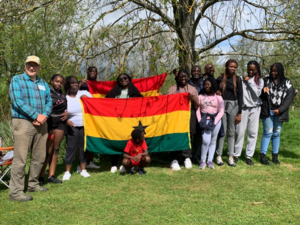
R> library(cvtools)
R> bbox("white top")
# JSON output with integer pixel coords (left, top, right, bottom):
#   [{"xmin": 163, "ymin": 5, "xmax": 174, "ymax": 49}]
[
  {"xmin": 67, "ymin": 90, "xmax": 92, "ymax": 127},
  {"xmin": 117, "ymin": 89, "xmax": 129, "ymax": 98}
]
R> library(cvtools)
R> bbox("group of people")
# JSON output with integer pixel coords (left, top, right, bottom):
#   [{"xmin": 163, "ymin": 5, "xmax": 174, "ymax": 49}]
[
  {"xmin": 170, "ymin": 60, "xmax": 295, "ymax": 171},
  {"xmin": 7, "ymin": 55, "xmax": 295, "ymax": 202}
]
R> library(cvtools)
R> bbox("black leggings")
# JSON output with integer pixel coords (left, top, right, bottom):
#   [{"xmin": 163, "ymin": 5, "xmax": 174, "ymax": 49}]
[{"xmin": 65, "ymin": 126, "xmax": 87, "ymax": 165}]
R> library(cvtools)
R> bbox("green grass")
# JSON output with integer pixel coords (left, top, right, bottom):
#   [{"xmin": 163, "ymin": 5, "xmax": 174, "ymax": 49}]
[{"xmin": 0, "ymin": 112, "xmax": 300, "ymax": 225}]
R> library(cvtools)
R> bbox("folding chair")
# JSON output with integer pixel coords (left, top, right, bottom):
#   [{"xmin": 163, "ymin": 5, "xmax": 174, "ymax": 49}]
[{"xmin": 0, "ymin": 146, "xmax": 14, "ymax": 188}]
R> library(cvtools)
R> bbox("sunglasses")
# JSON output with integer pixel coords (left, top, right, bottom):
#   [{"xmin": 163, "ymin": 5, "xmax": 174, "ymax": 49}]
[{"xmin": 119, "ymin": 77, "xmax": 128, "ymax": 81}]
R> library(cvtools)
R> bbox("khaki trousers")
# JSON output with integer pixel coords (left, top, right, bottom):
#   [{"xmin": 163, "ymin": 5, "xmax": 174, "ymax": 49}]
[{"xmin": 9, "ymin": 119, "xmax": 47, "ymax": 197}]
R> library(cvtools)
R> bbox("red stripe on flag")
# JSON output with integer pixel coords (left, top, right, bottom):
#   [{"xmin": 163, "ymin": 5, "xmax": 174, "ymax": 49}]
[
  {"xmin": 87, "ymin": 73, "xmax": 167, "ymax": 95},
  {"xmin": 81, "ymin": 93, "xmax": 190, "ymax": 118}
]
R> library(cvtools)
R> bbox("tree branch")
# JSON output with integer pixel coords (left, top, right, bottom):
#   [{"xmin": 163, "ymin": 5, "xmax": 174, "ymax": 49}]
[
  {"xmin": 200, "ymin": 52, "xmax": 288, "ymax": 59},
  {"xmin": 198, "ymin": 29, "xmax": 300, "ymax": 54},
  {"xmin": 128, "ymin": 0, "xmax": 175, "ymax": 29}
]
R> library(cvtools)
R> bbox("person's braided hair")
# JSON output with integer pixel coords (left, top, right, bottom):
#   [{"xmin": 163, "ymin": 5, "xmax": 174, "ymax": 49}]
[
  {"xmin": 220, "ymin": 59, "xmax": 238, "ymax": 95},
  {"xmin": 268, "ymin": 62, "xmax": 286, "ymax": 90}
]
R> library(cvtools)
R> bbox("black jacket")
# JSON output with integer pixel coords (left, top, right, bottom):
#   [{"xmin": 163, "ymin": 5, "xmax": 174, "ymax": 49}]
[{"xmin": 260, "ymin": 78, "xmax": 295, "ymax": 122}]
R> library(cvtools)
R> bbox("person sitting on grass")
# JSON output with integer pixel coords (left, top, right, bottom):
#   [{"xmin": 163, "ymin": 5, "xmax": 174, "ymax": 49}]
[{"xmin": 122, "ymin": 129, "xmax": 151, "ymax": 175}]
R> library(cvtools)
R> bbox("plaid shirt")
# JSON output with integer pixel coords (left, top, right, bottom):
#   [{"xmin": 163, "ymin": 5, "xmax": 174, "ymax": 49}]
[{"xmin": 9, "ymin": 72, "xmax": 52, "ymax": 121}]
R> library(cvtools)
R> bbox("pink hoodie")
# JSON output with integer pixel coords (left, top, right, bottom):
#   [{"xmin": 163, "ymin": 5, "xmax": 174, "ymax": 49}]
[{"xmin": 196, "ymin": 94, "xmax": 224, "ymax": 125}]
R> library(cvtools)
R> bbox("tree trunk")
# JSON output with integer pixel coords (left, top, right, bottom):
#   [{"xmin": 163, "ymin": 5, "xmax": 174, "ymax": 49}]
[{"xmin": 176, "ymin": 0, "xmax": 196, "ymax": 74}]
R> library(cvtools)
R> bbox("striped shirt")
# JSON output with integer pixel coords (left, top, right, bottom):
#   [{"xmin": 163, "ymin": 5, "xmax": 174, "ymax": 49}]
[{"xmin": 9, "ymin": 73, "xmax": 52, "ymax": 121}]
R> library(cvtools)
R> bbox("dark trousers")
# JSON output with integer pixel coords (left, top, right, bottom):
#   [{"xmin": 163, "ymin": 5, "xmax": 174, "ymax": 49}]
[
  {"xmin": 111, "ymin": 155, "xmax": 120, "ymax": 167},
  {"xmin": 192, "ymin": 124, "xmax": 203, "ymax": 163},
  {"xmin": 65, "ymin": 126, "xmax": 86, "ymax": 165}
]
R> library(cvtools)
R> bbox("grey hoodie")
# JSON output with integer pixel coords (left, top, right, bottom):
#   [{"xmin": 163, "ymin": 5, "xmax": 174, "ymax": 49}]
[{"xmin": 242, "ymin": 76, "xmax": 264, "ymax": 108}]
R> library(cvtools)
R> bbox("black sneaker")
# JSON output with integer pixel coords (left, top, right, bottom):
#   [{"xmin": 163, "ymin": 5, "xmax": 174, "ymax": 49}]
[
  {"xmin": 130, "ymin": 167, "xmax": 135, "ymax": 175},
  {"xmin": 38, "ymin": 177, "xmax": 45, "ymax": 186},
  {"xmin": 48, "ymin": 175, "xmax": 62, "ymax": 184},
  {"xmin": 245, "ymin": 158, "xmax": 254, "ymax": 166},
  {"xmin": 139, "ymin": 167, "xmax": 146, "ymax": 175},
  {"xmin": 234, "ymin": 157, "xmax": 239, "ymax": 164}
]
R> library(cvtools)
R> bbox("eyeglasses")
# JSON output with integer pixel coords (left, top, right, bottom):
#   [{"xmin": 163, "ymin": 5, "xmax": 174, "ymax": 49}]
[
  {"xmin": 26, "ymin": 63, "xmax": 39, "ymax": 68},
  {"xmin": 119, "ymin": 77, "xmax": 128, "ymax": 81}
]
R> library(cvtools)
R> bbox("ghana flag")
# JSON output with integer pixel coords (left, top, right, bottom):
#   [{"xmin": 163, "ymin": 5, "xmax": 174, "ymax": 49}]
[
  {"xmin": 81, "ymin": 93, "xmax": 191, "ymax": 154},
  {"xmin": 87, "ymin": 73, "xmax": 167, "ymax": 98}
]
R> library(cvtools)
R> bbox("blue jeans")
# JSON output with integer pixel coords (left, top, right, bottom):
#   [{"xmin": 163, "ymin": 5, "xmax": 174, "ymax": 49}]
[{"xmin": 261, "ymin": 111, "xmax": 283, "ymax": 154}]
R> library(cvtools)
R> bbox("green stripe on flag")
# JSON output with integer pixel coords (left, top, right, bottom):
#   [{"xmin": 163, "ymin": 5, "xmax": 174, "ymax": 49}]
[{"xmin": 86, "ymin": 133, "xmax": 190, "ymax": 155}]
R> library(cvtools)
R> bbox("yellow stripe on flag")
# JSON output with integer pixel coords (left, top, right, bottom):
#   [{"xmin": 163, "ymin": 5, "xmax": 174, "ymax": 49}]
[
  {"xmin": 84, "ymin": 110, "xmax": 189, "ymax": 141},
  {"xmin": 91, "ymin": 90, "xmax": 161, "ymax": 98}
]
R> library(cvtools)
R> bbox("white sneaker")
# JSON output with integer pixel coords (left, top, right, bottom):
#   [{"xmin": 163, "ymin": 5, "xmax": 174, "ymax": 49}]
[
  {"xmin": 110, "ymin": 166, "xmax": 118, "ymax": 173},
  {"xmin": 184, "ymin": 158, "xmax": 192, "ymax": 169},
  {"xmin": 62, "ymin": 171, "xmax": 71, "ymax": 181},
  {"xmin": 76, "ymin": 165, "xmax": 81, "ymax": 173},
  {"xmin": 86, "ymin": 162, "xmax": 100, "ymax": 169},
  {"xmin": 216, "ymin": 156, "xmax": 224, "ymax": 166},
  {"xmin": 170, "ymin": 160, "xmax": 181, "ymax": 171},
  {"xmin": 80, "ymin": 169, "xmax": 90, "ymax": 178},
  {"xmin": 119, "ymin": 165, "xmax": 126, "ymax": 173}
]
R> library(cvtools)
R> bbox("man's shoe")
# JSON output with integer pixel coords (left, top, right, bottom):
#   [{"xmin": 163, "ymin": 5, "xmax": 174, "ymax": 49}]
[
  {"xmin": 27, "ymin": 185, "xmax": 48, "ymax": 192},
  {"xmin": 245, "ymin": 158, "xmax": 254, "ymax": 166},
  {"xmin": 85, "ymin": 162, "xmax": 100, "ymax": 169},
  {"xmin": 184, "ymin": 158, "xmax": 192, "ymax": 169},
  {"xmin": 233, "ymin": 157, "xmax": 239, "ymax": 164},
  {"xmin": 38, "ymin": 177, "xmax": 46, "ymax": 186},
  {"xmin": 139, "ymin": 167, "xmax": 146, "ymax": 175},
  {"xmin": 170, "ymin": 160, "xmax": 181, "ymax": 171},
  {"xmin": 216, "ymin": 156, "xmax": 224, "ymax": 166},
  {"xmin": 260, "ymin": 153, "xmax": 270, "ymax": 165},
  {"xmin": 227, "ymin": 157, "xmax": 236, "ymax": 167},
  {"xmin": 9, "ymin": 194, "xmax": 33, "ymax": 202},
  {"xmin": 48, "ymin": 175, "xmax": 62, "ymax": 184},
  {"xmin": 272, "ymin": 153, "xmax": 280, "ymax": 165}
]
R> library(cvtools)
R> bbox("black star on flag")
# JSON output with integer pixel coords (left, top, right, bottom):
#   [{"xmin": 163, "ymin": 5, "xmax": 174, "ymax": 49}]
[{"xmin": 133, "ymin": 120, "xmax": 149, "ymax": 134}]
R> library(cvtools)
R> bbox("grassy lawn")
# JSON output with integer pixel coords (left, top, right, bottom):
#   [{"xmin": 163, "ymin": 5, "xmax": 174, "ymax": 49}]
[{"xmin": 0, "ymin": 111, "xmax": 300, "ymax": 225}]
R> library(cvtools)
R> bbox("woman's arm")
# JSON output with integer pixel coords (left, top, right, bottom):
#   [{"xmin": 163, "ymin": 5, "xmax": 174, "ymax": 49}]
[
  {"xmin": 196, "ymin": 96, "xmax": 202, "ymax": 122},
  {"xmin": 277, "ymin": 80, "xmax": 295, "ymax": 114},
  {"xmin": 215, "ymin": 96, "xmax": 224, "ymax": 125},
  {"xmin": 189, "ymin": 94, "xmax": 200, "ymax": 109},
  {"xmin": 237, "ymin": 76, "xmax": 243, "ymax": 115}
]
